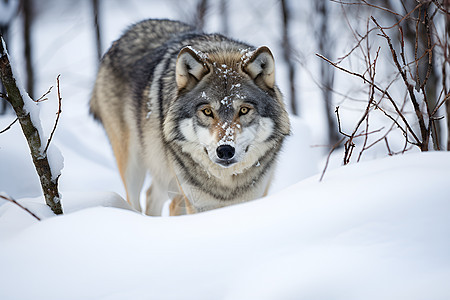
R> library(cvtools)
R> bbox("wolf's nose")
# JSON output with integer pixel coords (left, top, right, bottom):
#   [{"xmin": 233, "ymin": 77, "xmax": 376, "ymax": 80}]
[{"xmin": 216, "ymin": 145, "xmax": 235, "ymax": 160}]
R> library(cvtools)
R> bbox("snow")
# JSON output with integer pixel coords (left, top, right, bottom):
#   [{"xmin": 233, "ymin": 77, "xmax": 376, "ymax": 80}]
[
  {"xmin": 46, "ymin": 143, "xmax": 64, "ymax": 182},
  {"xmin": 240, "ymin": 48, "xmax": 255, "ymax": 65},
  {"xmin": 1, "ymin": 1, "xmax": 449, "ymax": 299},
  {"xmin": 1, "ymin": 152, "xmax": 449, "ymax": 300},
  {"xmin": 185, "ymin": 45, "xmax": 209, "ymax": 61}
]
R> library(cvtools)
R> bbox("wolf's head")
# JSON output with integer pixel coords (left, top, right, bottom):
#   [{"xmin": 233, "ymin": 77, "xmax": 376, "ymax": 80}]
[{"xmin": 164, "ymin": 45, "xmax": 290, "ymax": 178}]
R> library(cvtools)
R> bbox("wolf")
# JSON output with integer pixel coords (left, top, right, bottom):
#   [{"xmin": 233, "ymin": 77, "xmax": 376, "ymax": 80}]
[{"xmin": 90, "ymin": 19, "xmax": 290, "ymax": 216}]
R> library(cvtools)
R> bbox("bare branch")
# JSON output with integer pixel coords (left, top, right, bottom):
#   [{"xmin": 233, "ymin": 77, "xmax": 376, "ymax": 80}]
[
  {"xmin": 316, "ymin": 53, "xmax": 421, "ymax": 144},
  {"xmin": 0, "ymin": 194, "xmax": 41, "ymax": 221},
  {"xmin": 34, "ymin": 85, "xmax": 53, "ymax": 103},
  {"xmin": 384, "ymin": 137, "xmax": 393, "ymax": 155},
  {"xmin": 331, "ymin": 0, "xmax": 403, "ymax": 18},
  {"xmin": 319, "ymin": 137, "xmax": 345, "ymax": 182},
  {"xmin": 432, "ymin": 0, "xmax": 450, "ymax": 15},
  {"xmin": 332, "ymin": 0, "xmax": 423, "ymax": 29},
  {"xmin": 335, "ymin": 106, "xmax": 351, "ymax": 138},
  {"xmin": 44, "ymin": 75, "xmax": 62, "ymax": 153},
  {"xmin": 0, "ymin": 37, "xmax": 63, "ymax": 215},
  {"xmin": 372, "ymin": 17, "xmax": 429, "ymax": 150},
  {"xmin": 0, "ymin": 117, "xmax": 18, "ymax": 134}
]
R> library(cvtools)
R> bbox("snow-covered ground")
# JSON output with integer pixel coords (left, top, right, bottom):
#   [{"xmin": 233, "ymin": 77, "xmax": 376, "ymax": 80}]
[
  {"xmin": 1, "ymin": 1, "xmax": 450, "ymax": 299},
  {"xmin": 1, "ymin": 152, "xmax": 449, "ymax": 300}
]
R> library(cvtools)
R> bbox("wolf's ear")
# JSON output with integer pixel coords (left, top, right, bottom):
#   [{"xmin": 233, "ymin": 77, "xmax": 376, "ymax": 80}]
[
  {"xmin": 242, "ymin": 46, "xmax": 275, "ymax": 90},
  {"xmin": 176, "ymin": 47, "xmax": 209, "ymax": 91}
]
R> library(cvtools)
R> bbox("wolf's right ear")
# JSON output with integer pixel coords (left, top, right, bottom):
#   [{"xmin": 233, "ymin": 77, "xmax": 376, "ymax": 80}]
[
  {"xmin": 242, "ymin": 46, "xmax": 275, "ymax": 90},
  {"xmin": 176, "ymin": 47, "xmax": 209, "ymax": 91}
]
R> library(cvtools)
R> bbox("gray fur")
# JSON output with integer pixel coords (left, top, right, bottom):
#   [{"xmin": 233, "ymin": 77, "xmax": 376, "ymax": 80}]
[{"xmin": 90, "ymin": 19, "xmax": 290, "ymax": 215}]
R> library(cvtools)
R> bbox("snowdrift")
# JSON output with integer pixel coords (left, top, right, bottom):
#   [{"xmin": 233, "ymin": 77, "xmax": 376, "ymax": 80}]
[{"xmin": 1, "ymin": 152, "xmax": 449, "ymax": 300}]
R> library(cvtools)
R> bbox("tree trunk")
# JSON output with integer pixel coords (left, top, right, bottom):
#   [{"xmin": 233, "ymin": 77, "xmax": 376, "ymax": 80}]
[
  {"xmin": 0, "ymin": 0, "xmax": 18, "ymax": 114},
  {"xmin": 315, "ymin": 0, "xmax": 339, "ymax": 146},
  {"xmin": 92, "ymin": 0, "xmax": 102, "ymax": 62},
  {"xmin": 418, "ymin": 4, "xmax": 440, "ymax": 149},
  {"xmin": 194, "ymin": 0, "xmax": 208, "ymax": 31},
  {"xmin": 23, "ymin": 0, "xmax": 34, "ymax": 100},
  {"xmin": 0, "ymin": 37, "xmax": 63, "ymax": 215},
  {"xmin": 280, "ymin": 0, "xmax": 298, "ymax": 116},
  {"xmin": 0, "ymin": 22, "xmax": 10, "ymax": 114},
  {"xmin": 220, "ymin": 0, "xmax": 229, "ymax": 35}
]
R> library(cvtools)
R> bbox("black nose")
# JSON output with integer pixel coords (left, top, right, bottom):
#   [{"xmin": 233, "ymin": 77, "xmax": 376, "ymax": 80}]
[{"xmin": 216, "ymin": 145, "xmax": 235, "ymax": 160}]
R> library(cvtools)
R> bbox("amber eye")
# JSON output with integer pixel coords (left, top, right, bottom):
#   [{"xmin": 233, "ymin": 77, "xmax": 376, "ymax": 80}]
[
  {"xmin": 239, "ymin": 107, "xmax": 250, "ymax": 116},
  {"xmin": 202, "ymin": 108, "xmax": 213, "ymax": 117}
]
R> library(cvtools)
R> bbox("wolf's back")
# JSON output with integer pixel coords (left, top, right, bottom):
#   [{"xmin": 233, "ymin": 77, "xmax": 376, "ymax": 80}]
[
  {"xmin": 104, "ymin": 20, "xmax": 195, "ymax": 76},
  {"xmin": 89, "ymin": 19, "xmax": 195, "ymax": 121}
]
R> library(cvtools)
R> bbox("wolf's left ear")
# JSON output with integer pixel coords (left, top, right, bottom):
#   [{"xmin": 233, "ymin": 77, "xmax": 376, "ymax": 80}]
[
  {"xmin": 242, "ymin": 46, "xmax": 275, "ymax": 90},
  {"xmin": 176, "ymin": 46, "xmax": 209, "ymax": 91}
]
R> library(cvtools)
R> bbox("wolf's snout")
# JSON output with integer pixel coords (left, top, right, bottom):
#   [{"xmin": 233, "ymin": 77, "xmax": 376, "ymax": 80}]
[{"xmin": 216, "ymin": 145, "xmax": 235, "ymax": 160}]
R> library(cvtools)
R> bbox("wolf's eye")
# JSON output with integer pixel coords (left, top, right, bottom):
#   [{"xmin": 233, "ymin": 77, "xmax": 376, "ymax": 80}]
[
  {"xmin": 202, "ymin": 108, "xmax": 214, "ymax": 117},
  {"xmin": 239, "ymin": 107, "xmax": 250, "ymax": 116}
]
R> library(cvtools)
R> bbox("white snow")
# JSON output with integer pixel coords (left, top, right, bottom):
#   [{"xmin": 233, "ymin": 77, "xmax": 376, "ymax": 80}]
[
  {"xmin": 185, "ymin": 45, "xmax": 209, "ymax": 61},
  {"xmin": 240, "ymin": 48, "xmax": 255, "ymax": 65},
  {"xmin": 0, "ymin": 152, "xmax": 449, "ymax": 300},
  {"xmin": 0, "ymin": 1, "xmax": 449, "ymax": 299},
  {"xmin": 217, "ymin": 126, "xmax": 235, "ymax": 147},
  {"xmin": 46, "ymin": 143, "xmax": 64, "ymax": 182}
]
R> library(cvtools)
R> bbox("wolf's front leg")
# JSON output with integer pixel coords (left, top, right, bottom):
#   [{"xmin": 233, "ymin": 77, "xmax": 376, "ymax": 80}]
[{"xmin": 145, "ymin": 182, "xmax": 169, "ymax": 216}]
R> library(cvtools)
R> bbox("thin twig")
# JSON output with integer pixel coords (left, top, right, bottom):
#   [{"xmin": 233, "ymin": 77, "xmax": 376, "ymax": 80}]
[
  {"xmin": 320, "ymin": 137, "xmax": 345, "ymax": 182},
  {"xmin": 330, "ymin": 0, "xmax": 403, "ymax": 17},
  {"xmin": 0, "ymin": 117, "xmax": 18, "ymax": 134},
  {"xmin": 384, "ymin": 137, "xmax": 393, "ymax": 155},
  {"xmin": 0, "ymin": 194, "xmax": 41, "ymax": 221},
  {"xmin": 372, "ymin": 17, "xmax": 429, "ymax": 149},
  {"xmin": 34, "ymin": 85, "xmax": 53, "ymax": 103},
  {"xmin": 335, "ymin": 106, "xmax": 351, "ymax": 138},
  {"xmin": 432, "ymin": 92, "xmax": 450, "ymax": 116},
  {"xmin": 399, "ymin": 26, "xmax": 407, "ymax": 66},
  {"xmin": 414, "ymin": 6, "xmax": 421, "ymax": 90},
  {"xmin": 357, "ymin": 110, "xmax": 371, "ymax": 162},
  {"xmin": 44, "ymin": 75, "xmax": 62, "ymax": 153},
  {"xmin": 316, "ymin": 53, "xmax": 419, "ymax": 144},
  {"xmin": 420, "ymin": 6, "xmax": 433, "ymax": 90},
  {"xmin": 333, "ymin": 0, "xmax": 423, "ymax": 29},
  {"xmin": 402, "ymin": 126, "xmax": 409, "ymax": 154},
  {"xmin": 432, "ymin": 0, "xmax": 450, "ymax": 15}
]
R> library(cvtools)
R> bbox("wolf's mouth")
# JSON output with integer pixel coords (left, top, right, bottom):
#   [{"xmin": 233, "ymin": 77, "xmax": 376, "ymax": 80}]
[{"xmin": 216, "ymin": 158, "xmax": 236, "ymax": 168}]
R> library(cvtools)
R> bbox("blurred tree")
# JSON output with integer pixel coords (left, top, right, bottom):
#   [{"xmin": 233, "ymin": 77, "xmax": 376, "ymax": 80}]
[
  {"xmin": 0, "ymin": 0, "xmax": 19, "ymax": 114},
  {"xmin": 379, "ymin": 0, "xmax": 441, "ymax": 149},
  {"xmin": 315, "ymin": 0, "xmax": 339, "ymax": 146},
  {"xmin": 92, "ymin": 0, "xmax": 102, "ymax": 62},
  {"xmin": 22, "ymin": 0, "xmax": 34, "ymax": 99},
  {"xmin": 193, "ymin": 0, "xmax": 209, "ymax": 31},
  {"xmin": 280, "ymin": 0, "xmax": 298, "ymax": 116},
  {"xmin": 220, "ymin": 0, "xmax": 229, "ymax": 35}
]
